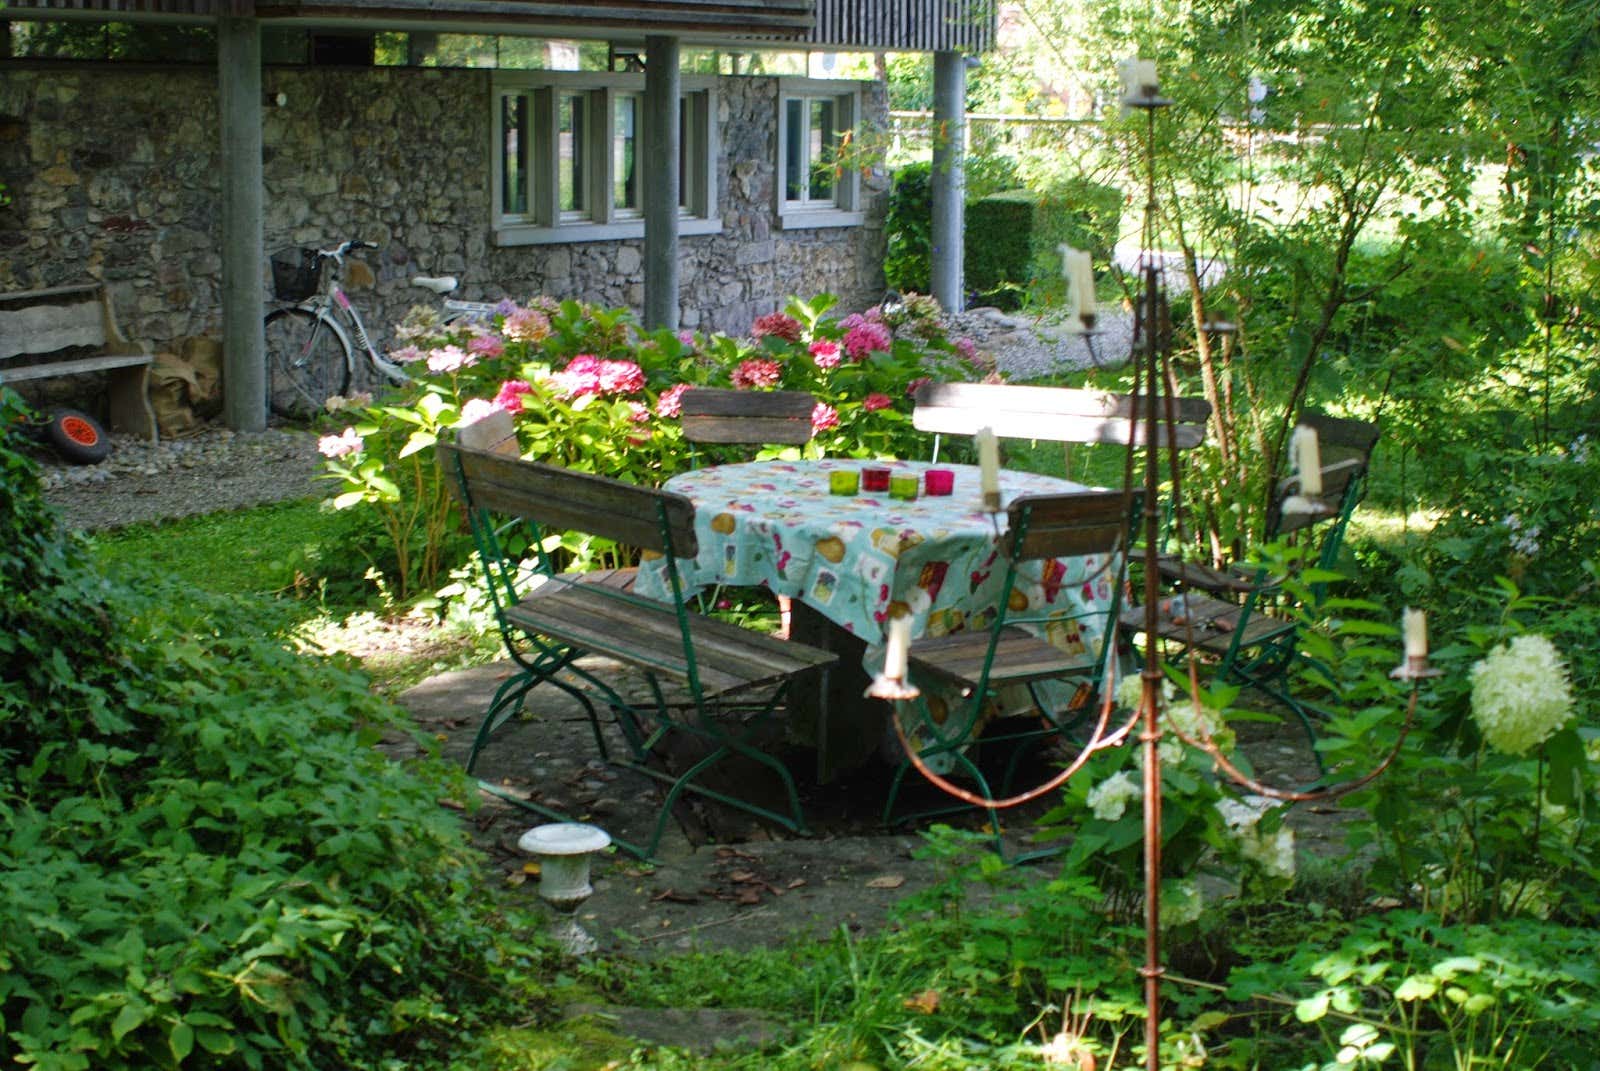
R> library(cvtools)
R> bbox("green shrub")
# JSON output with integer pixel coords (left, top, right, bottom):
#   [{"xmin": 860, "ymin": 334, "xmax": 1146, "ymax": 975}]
[
  {"xmin": 0, "ymin": 393, "xmax": 547, "ymax": 1070},
  {"xmin": 885, "ymin": 161, "xmax": 933, "ymax": 294},
  {"xmin": 964, "ymin": 190, "xmax": 1036, "ymax": 307},
  {"xmin": 963, "ymin": 179, "xmax": 1123, "ymax": 309}
]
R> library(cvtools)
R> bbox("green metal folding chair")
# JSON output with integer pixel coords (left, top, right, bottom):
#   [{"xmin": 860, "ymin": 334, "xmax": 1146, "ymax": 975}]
[
  {"xmin": 882, "ymin": 489, "xmax": 1138, "ymax": 857},
  {"xmin": 1118, "ymin": 412, "xmax": 1379, "ymax": 746},
  {"xmin": 438, "ymin": 439, "xmax": 837, "ymax": 860}
]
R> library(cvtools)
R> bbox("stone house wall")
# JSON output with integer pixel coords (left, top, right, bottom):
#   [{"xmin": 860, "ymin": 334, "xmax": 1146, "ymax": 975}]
[{"xmin": 0, "ymin": 63, "xmax": 888, "ymax": 371}]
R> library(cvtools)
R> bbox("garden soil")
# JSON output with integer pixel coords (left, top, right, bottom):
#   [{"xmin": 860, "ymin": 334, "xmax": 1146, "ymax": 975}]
[{"xmin": 391, "ymin": 657, "xmax": 1352, "ymax": 960}]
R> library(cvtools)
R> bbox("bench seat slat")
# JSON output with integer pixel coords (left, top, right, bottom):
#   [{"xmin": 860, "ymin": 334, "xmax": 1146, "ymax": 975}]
[
  {"xmin": 909, "ymin": 626, "xmax": 1098, "ymax": 687},
  {"xmin": 0, "ymin": 352, "xmax": 153, "ymax": 382},
  {"xmin": 1118, "ymin": 595, "xmax": 1297, "ymax": 654},
  {"xmin": 507, "ymin": 578, "xmax": 835, "ymax": 696}
]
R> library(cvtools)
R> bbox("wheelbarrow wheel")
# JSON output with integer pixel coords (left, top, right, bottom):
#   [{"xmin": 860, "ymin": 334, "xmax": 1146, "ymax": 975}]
[{"xmin": 45, "ymin": 408, "xmax": 112, "ymax": 464}]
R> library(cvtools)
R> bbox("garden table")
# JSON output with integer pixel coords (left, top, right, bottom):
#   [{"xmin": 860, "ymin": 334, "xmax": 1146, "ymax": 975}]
[{"xmin": 635, "ymin": 459, "xmax": 1121, "ymax": 776}]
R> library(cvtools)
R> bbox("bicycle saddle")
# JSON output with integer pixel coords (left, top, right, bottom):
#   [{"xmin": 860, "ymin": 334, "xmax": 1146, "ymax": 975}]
[{"xmin": 412, "ymin": 275, "xmax": 458, "ymax": 294}]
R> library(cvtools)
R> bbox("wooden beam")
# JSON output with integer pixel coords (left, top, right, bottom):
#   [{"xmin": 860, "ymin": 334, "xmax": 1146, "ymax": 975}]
[
  {"xmin": 218, "ymin": 15, "xmax": 265, "ymax": 432},
  {"xmin": 642, "ymin": 33, "xmax": 680, "ymax": 330}
]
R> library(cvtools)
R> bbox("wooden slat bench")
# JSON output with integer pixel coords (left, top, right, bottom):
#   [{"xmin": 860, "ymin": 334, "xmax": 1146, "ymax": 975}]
[
  {"xmin": 912, "ymin": 381, "xmax": 1211, "ymax": 458},
  {"xmin": 680, "ymin": 387, "xmax": 816, "ymax": 446},
  {"xmin": 0, "ymin": 284, "xmax": 158, "ymax": 440},
  {"xmin": 437, "ymin": 438, "xmax": 837, "ymax": 859}
]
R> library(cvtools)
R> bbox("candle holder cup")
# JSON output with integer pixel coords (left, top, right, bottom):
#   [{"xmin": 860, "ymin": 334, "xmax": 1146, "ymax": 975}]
[
  {"xmin": 889, "ymin": 474, "xmax": 920, "ymax": 501},
  {"xmin": 861, "ymin": 467, "xmax": 891, "ymax": 493},
  {"xmin": 924, "ymin": 468, "xmax": 955, "ymax": 496},
  {"xmin": 829, "ymin": 469, "xmax": 860, "ymax": 496}
]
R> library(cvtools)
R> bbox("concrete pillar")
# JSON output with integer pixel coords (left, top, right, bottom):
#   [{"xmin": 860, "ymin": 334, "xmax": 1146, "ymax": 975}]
[
  {"xmin": 930, "ymin": 50, "xmax": 967, "ymax": 313},
  {"xmin": 219, "ymin": 16, "xmax": 265, "ymax": 431},
  {"xmin": 643, "ymin": 34, "xmax": 681, "ymax": 330}
]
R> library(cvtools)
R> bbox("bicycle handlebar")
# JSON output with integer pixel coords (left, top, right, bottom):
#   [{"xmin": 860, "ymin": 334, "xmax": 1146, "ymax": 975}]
[{"xmin": 318, "ymin": 239, "xmax": 378, "ymax": 263}]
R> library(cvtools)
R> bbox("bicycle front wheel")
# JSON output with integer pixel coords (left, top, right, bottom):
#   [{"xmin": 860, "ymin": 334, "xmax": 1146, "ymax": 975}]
[{"xmin": 265, "ymin": 307, "xmax": 353, "ymax": 419}]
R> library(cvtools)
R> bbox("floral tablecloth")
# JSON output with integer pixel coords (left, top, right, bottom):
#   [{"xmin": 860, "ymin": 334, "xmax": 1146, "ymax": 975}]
[{"xmin": 635, "ymin": 459, "xmax": 1119, "ymax": 671}]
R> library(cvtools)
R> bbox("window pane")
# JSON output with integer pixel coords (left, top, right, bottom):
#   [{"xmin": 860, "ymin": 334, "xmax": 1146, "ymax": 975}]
[
  {"xmin": 808, "ymin": 98, "xmax": 836, "ymax": 202},
  {"xmin": 613, "ymin": 95, "xmax": 639, "ymax": 212},
  {"xmin": 679, "ymin": 100, "xmax": 692, "ymax": 213},
  {"xmin": 559, "ymin": 93, "xmax": 587, "ymax": 216},
  {"xmin": 501, "ymin": 94, "xmax": 528, "ymax": 216},
  {"xmin": 784, "ymin": 98, "xmax": 806, "ymax": 202}
]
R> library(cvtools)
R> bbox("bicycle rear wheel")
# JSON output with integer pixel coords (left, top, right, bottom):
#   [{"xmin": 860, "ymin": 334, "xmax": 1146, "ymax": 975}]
[{"xmin": 265, "ymin": 307, "xmax": 353, "ymax": 419}]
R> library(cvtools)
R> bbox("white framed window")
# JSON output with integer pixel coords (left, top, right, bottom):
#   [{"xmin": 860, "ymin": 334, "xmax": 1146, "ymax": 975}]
[
  {"xmin": 776, "ymin": 79, "xmax": 864, "ymax": 229},
  {"xmin": 493, "ymin": 72, "xmax": 720, "ymax": 245}
]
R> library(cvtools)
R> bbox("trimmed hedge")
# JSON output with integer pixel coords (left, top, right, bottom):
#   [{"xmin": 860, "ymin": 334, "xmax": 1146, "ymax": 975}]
[{"xmin": 966, "ymin": 179, "xmax": 1124, "ymax": 308}]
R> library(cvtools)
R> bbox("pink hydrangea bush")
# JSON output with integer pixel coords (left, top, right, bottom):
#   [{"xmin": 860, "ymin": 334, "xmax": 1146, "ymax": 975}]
[{"xmin": 321, "ymin": 291, "xmax": 986, "ymax": 603}]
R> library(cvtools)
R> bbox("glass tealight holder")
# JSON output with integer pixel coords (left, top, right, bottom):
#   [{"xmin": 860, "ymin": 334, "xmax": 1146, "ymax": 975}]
[
  {"xmin": 924, "ymin": 468, "xmax": 954, "ymax": 496},
  {"xmin": 861, "ymin": 466, "xmax": 891, "ymax": 493},
  {"xmin": 889, "ymin": 474, "xmax": 920, "ymax": 501},
  {"xmin": 829, "ymin": 469, "xmax": 860, "ymax": 496}
]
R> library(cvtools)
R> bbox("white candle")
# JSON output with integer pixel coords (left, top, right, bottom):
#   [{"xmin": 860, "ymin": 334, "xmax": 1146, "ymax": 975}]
[
  {"xmin": 1292, "ymin": 425, "xmax": 1323, "ymax": 496},
  {"xmin": 1120, "ymin": 57, "xmax": 1159, "ymax": 99},
  {"xmin": 1403, "ymin": 608, "xmax": 1427, "ymax": 659},
  {"xmin": 1072, "ymin": 250, "xmax": 1096, "ymax": 318},
  {"xmin": 977, "ymin": 426, "xmax": 1001, "ymax": 508},
  {"xmin": 884, "ymin": 613, "xmax": 911, "ymax": 680},
  {"xmin": 1058, "ymin": 247, "xmax": 1086, "ymax": 317}
]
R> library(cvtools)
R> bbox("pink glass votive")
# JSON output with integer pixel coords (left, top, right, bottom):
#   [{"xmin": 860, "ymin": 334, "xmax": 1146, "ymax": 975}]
[
  {"xmin": 861, "ymin": 466, "xmax": 892, "ymax": 493},
  {"xmin": 924, "ymin": 468, "xmax": 955, "ymax": 496}
]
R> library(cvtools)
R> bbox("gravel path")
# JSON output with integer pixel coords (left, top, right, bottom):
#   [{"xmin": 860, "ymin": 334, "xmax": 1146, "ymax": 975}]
[
  {"xmin": 36, "ymin": 308, "xmax": 1117, "ymax": 533},
  {"xmin": 39, "ymin": 427, "xmax": 324, "ymax": 532}
]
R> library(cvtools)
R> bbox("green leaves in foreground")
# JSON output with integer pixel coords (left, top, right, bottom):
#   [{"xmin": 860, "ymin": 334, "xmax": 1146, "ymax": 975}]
[{"xmin": 1, "ymin": 414, "xmax": 549, "ymax": 1070}]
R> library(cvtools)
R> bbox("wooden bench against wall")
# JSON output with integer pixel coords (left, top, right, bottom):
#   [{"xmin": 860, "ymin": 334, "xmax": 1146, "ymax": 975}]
[{"xmin": 0, "ymin": 284, "xmax": 158, "ymax": 441}]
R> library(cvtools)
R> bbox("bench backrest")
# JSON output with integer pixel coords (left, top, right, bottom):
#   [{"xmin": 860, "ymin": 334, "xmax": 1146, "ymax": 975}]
[
  {"xmin": 1299, "ymin": 410, "xmax": 1380, "ymax": 468},
  {"xmin": 1002, "ymin": 489, "xmax": 1134, "ymax": 562},
  {"xmin": 1270, "ymin": 457, "xmax": 1367, "ymax": 538},
  {"xmin": 0, "ymin": 285, "xmax": 119, "ymax": 362},
  {"xmin": 437, "ymin": 440, "xmax": 699, "ymax": 558},
  {"xmin": 913, "ymin": 381, "xmax": 1211, "ymax": 450},
  {"xmin": 680, "ymin": 387, "xmax": 816, "ymax": 446}
]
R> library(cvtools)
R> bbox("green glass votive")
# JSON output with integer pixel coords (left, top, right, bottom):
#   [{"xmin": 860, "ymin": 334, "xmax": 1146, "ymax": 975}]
[
  {"xmin": 888, "ymin": 474, "xmax": 920, "ymax": 501},
  {"xmin": 829, "ymin": 469, "xmax": 860, "ymax": 496}
]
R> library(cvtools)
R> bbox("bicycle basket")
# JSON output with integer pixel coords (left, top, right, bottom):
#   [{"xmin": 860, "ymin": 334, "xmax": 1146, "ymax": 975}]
[{"xmin": 270, "ymin": 247, "xmax": 320, "ymax": 302}]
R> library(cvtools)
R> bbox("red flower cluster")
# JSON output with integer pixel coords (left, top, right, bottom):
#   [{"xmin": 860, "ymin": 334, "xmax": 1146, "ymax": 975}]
[
  {"xmin": 862, "ymin": 392, "xmax": 893, "ymax": 412},
  {"xmin": 752, "ymin": 311, "xmax": 804, "ymax": 342},
  {"xmin": 494, "ymin": 378, "xmax": 536, "ymax": 413},
  {"xmin": 842, "ymin": 322, "xmax": 893, "ymax": 361},
  {"xmin": 655, "ymin": 383, "xmax": 691, "ymax": 418},
  {"xmin": 548, "ymin": 355, "xmax": 646, "ymax": 399},
  {"xmin": 811, "ymin": 402, "xmax": 840, "ymax": 432},
  {"xmin": 731, "ymin": 358, "xmax": 783, "ymax": 389}
]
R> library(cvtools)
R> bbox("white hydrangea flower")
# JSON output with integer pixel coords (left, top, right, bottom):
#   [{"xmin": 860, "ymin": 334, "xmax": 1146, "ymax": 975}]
[
  {"xmin": 1215, "ymin": 795, "xmax": 1272, "ymax": 831},
  {"xmin": 1114, "ymin": 673, "xmax": 1174, "ymax": 713},
  {"xmin": 1240, "ymin": 826, "xmax": 1296, "ymax": 881},
  {"xmin": 1086, "ymin": 770, "xmax": 1142, "ymax": 821},
  {"xmin": 1470, "ymin": 635, "xmax": 1574, "ymax": 755},
  {"xmin": 1115, "ymin": 672, "xmax": 1145, "ymax": 712}
]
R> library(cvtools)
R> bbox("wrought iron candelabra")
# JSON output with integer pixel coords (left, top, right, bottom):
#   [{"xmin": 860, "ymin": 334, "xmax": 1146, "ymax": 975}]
[{"xmin": 914, "ymin": 60, "xmax": 1438, "ymax": 1071}]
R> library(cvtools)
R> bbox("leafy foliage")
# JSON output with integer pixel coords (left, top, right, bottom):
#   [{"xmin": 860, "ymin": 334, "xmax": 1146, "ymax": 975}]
[{"xmin": 0, "ymin": 392, "xmax": 548, "ymax": 1070}]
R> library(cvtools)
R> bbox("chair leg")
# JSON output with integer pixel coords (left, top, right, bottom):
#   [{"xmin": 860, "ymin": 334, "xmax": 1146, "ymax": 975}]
[{"xmin": 608, "ymin": 679, "xmax": 811, "ymax": 855}]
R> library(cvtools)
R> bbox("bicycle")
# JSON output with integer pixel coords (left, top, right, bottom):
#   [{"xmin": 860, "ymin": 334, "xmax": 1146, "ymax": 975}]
[{"xmin": 264, "ymin": 238, "xmax": 497, "ymax": 419}]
